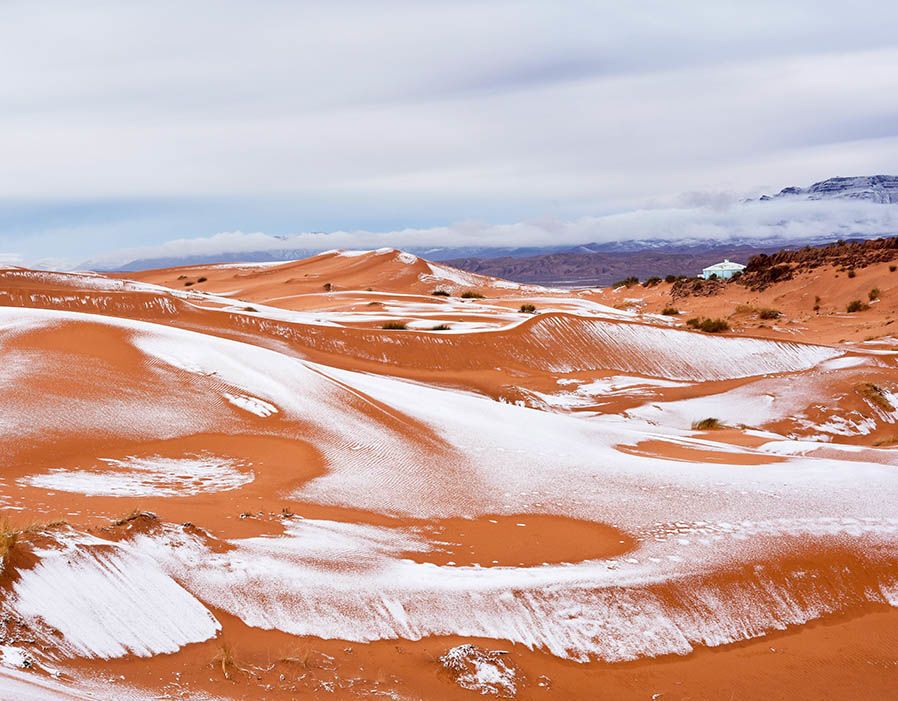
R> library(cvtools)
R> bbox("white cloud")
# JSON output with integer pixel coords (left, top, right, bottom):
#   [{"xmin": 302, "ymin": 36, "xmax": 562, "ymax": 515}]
[
  {"xmin": 82, "ymin": 198, "xmax": 898, "ymax": 269},
  {"xmin": 1, "ymin": 1, "xmax": 898, "ymax": 263}
]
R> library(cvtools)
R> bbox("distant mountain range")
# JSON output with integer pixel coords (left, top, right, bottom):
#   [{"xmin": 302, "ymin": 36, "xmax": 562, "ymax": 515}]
[
  {"xmin": 758, "ymin": 174, "xmax": 898, "ymax": 204},
  {"xmin": 91, "ymin": 175, "xmax": 898, "ymax": 274}
]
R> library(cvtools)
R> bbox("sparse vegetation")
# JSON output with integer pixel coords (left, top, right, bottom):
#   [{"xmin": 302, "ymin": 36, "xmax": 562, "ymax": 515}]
[
  {"xmin": 0, "ymin": 519, "xmax": 19, "ymax": 574},
  {"xmin": 242, "ymin": 306, "xmax": 257, "ymax": 312},
  {"xmin": 642, "ymin": 276, "xmax": 662, "ymax": 287},
  {"xmin": 813, "ymin": 295, "xmax": 821, "ymax": 312},
  {"xmin": 176, "ymin": 274, "xmax": 187, "ymax": 280},
  {"xmin": 692, "ymin": 418, "xmax": 723, "ymax": 431},
  {"xmin": 431, "ymin": 289, "xmax": 451, "ymax": 297},
  {"xmin": 891, "ymin": 265, "xmax": 897, "ymax": 272},
  {"xmin": 431, "ymin": 324, "xmax": 451, "ymax": 331},
  {"xmin": 847, "ymin": 269, "xmax": 856, "ymax": 278},
  {"xmin": 869, "ymin": 287, "xmax": 880, "ymax": 301},
  {"xmin": 381, "ymin": 321, "xmax": 408, "ymax": 330},
  {"xmin": 661, "ymin": 307, "xmax": 679, "ymax": 315},
  {"xmin": 519, "ymin": 303, "xmax": 536, "ymax": 313},
  {"xmin": 322, "ymin": 282, "xmax": 332, "ymax": 292},
  {"xmin": 664, "ymin": 274, "xmax": 679, "ymax": 284},
  {"xmin": 758, "ymin": 308, "xmax": 782, "ymax": 320},
  {"xmin": 847, "ymin": 299, "xmax": 869, "ymax": 313},
  {"xmin": 184, "ymin": 281, "xmax": 194, "ymax": 286},
  {"xmin": 112, "ymin": 509, "xmax": 157, "ymax": 527},
  {"xmin": 461, "ymin": 291, "xmax": 485, "ymax": 299},
  {"xmin": 686, "ymin": 317, "xmax": 730, "ymax": 333},
  {"xmin": 211, "ymin": 643, "xmax": 250, "ymax": 680},
  {"xmin": 857, "ymin": 383, "xmax": 894, "ymax": 413},
  {"xmin": 197, "ymin": 276, "xmax": 207, "ymax": 283},
  {"xmin": 612, "ymin": 276, "xmax": 639, "ymax": 289}
]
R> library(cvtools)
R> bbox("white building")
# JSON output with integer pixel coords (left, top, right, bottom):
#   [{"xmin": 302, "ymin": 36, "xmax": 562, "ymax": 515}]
[{"xmin": 700, "ymin": 259, "xmax": 745, "ymax": 280}]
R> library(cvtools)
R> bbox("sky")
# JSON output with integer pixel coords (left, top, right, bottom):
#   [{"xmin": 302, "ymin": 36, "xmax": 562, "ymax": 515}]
[{"xmin": 2, "ymin": 0, "xmax": 898, "ymax": 268}]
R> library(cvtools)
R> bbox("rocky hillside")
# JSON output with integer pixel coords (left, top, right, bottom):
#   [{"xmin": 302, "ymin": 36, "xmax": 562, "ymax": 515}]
[
  {"xmin": 739, "ymin": 236, "xmax": 898, "ymax": 290},
  {"xmin": 761, "ymin": 175, "xmax": 898, "ymax": 204}
]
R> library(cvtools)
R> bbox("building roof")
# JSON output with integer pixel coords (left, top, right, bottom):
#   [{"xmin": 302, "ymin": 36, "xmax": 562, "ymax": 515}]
[{"xmin": 702, "ymin": 259, "xmax": 746, "ymax": 272}]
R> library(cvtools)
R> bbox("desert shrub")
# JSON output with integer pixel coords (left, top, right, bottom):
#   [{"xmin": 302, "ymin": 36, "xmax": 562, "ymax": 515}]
[
  {"xmin": 642, "ymin": 276, "xmax": 662, "ymax": 287},
  {"xmin": 891, "ymin": 265, "xmax": 897, "ymax": 272},
  {"xmin": 758, "ymin": 308, "xmax": 782, "ymax": 320},
  {"xmin": 381, "ymin": 321, "xmax": 407, "ymax": 330},
  {"xmin": 431, "ymin": 289, "xmax": 451, "ymax": 297},
  {"xmin": 197, "ymin": 276, "xmax": 207, "ymax": 283},
  {"xmin": 431, "ymin": 324, "xmax": 451, "ymax": 331},
  {"xmin": 847, "ymin": 269, "xmax": 856, "ymax": 278},
  {"xmin": 687, "ymin": 317, "xmax": 730, "ymax": 333},
  {"xmin": 323, "ymin": 282, "xmax": 332, "ymax": 292},
  {"xmin": 184, "ymin": 281, "xmax": 194, "ymax": 286},
  {"xmin": 692, "ymin": 418, "xmax": 723, "ymax": 430},
  {"xmin": 846, "ymin": 299, "xmax": 869, "ymax": 313},
  {"xmin": 612, "ymin": 276, "xmax": 639, "ymax": 288},
  {"xmin": 869, "ymin": 288, "xmax": 880, "ymax": 301},
  {"xmin": 857, "ymin": 383, "xmax": 894, "ymax": 412},
  {"xmin": 242, "ymin": 306, "xmax": 257, "ymax": 312},
  {"xmin": 177, "ymin": 274, "xmax": 187, "ymax": 280},
  {"xmin": 461, "ymin": 291, "xmax": 485, "ymax": 299},
  {"xmin": 664, "ymin": 274, "xmax": 678, "ymax": 284},
  {"xmin": 661, "ymin": 307, "xmax": 679, "ymax": 315},
  {"xmin": 519, "ymin": 303, "xmax": 536, "ymax": 313}
]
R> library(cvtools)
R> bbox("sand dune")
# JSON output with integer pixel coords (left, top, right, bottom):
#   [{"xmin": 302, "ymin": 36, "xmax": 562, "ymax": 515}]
[{"xmin": 1, "ymin": 251, "xmax": 897, "ymax": 699}]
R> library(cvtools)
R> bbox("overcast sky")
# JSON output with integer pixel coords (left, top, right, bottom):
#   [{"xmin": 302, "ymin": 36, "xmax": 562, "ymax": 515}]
[{"xmin": 2, "ymin": 0, "xmax": 898, "ymax": 267}]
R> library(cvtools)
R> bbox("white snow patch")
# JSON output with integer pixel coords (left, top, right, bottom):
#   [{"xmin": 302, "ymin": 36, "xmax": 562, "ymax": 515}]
[
  {"xmin": 10, "ymin": 534, "xmax": 220, "ymax": 659},
  {"xmin": 223, "ymin": 392, "xmax": 279, "ymax": 417},
  {"xmin": 20, "ymin": 455, "xmax": 252, "ymax": 497}
]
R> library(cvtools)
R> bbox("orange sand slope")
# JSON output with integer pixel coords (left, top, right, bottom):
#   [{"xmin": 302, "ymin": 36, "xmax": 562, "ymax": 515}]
[{"xmin": 1, "ymin": 250, "xmax": 898, "ymax": 700}]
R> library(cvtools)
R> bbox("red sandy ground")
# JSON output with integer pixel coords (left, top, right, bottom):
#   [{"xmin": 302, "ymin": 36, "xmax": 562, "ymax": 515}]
[{"xmin": 1, "ymin": 249, "xmax": 897, "ymax": 699}]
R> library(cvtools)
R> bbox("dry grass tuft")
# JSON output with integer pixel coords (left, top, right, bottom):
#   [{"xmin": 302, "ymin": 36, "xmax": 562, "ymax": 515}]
[
  {"xmin": 212, "ymin": 642, "xmax": 252, "ymax": 680},
  {"xmin": 111, "ymin": 509, "xmax": 157, "ymax": 527},
  {"xmin": 0, "ymin": 519, "xmax": 19, "ymax": 573},
  {"xmin": 692, "ymin": 417, "xmax": 724, "ymax": 431}
]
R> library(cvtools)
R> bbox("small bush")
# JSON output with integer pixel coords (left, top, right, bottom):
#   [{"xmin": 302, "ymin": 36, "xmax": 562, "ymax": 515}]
[
  {"xmin": 857, "ymin": 383, "xmax": 895, "ymax": 412},
  {"xmin": 642, "ymin": 276, "xmax": 662, "ymax": 287},
  {"xmin": 242, "ymin": 306, "xmax": 257, "ymax": 312},
  {"xmin": 847, "ymin": 269, "xmax": 856, "ymax": 278},
  {"xmin": 431, "ymin": 324, "xmax": 451, "ymax": 331},
  {"xmin": 661, "ymin": 307, "xmax": 679, "ymax": 315},
  {"xmin": 692, "ymin": 418, "xmax": 723, "ymax": 431},
  {"xmin": 612, "ymin": 276, "xmax": 639, "ymax": 289},
  {"xmin": 519, "ymin": 304, "xmax": 536, "ymax": 313},
  {"xmin": 461, "ymin": 291, "xmax": 485, "ymax": 299},
  {"xmin": 890, "ymin": 265, "xmax": 896, "ymax": 273},
  {"xmin": 846, "ymin": 299, "xmax": 869, "ymax": 313},
  {"xmin": 197, "ymin": 276, "xmax": 207, "ymax": 283},
  {"xmin": 177, "ymin": 274, "xmax": 187, "ymax": 280},
  {"xmin": 758, "ymin": 308, "xmax": 781, "ymax": 320},
  {"xmin": 686, "ymin": 317, "xmax": 730, "ymax": 333},
  {"xmin": 664, "ymin": 274, "xmax": 678, "ymax": 284},
  {"xmin": 323, "ymin": 282, "xmax": 332, "ymax": 292},
  {"xmin": 381, "ymin": 321, "xmax": 407, "ymax": 330},
  {"xmin": 813, "ymin": 295, "xmax": 821, "ymax": 312},
  {"xmin": 184, "ymin": 281, "xmax": 194, "ymax": 286},
  {"xmin": 431, "ymin": 289, "xmax": 451, "ymax": 297},
  {"xmin": 869, "ymin": 288, "xmax": 880, "ymax": 301}
]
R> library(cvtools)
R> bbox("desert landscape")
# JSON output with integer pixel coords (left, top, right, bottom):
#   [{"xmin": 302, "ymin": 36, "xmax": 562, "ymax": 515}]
[{"xmin": 1, "ymin": 240, "xmax": 898, "ymax": 699}]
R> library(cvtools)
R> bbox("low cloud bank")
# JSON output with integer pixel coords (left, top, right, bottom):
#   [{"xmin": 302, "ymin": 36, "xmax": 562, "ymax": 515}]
[{"xmin": 83, "ymin": 198, "xmax": 898, "ymax": 270}]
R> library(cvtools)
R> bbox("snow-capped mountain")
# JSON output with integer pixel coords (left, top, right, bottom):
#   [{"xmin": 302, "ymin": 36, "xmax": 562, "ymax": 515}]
[{"xmin": 761, "ymin": 175, "xmax": 898, "ymax": 204}]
